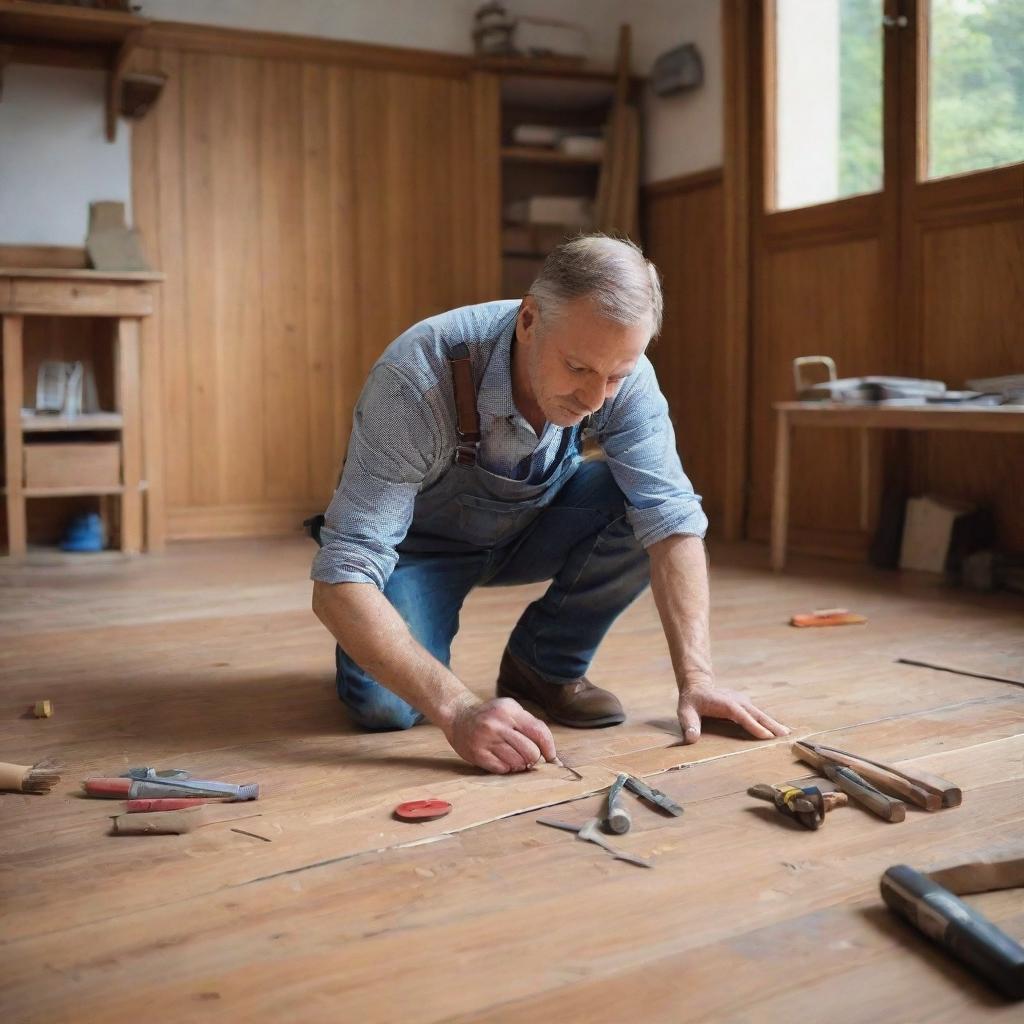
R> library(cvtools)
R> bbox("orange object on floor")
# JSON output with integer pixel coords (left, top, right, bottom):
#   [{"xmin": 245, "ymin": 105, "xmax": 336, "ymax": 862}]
[{"xmin": 790, "ymin": 608, "xmax": 867, "ymax": 628}]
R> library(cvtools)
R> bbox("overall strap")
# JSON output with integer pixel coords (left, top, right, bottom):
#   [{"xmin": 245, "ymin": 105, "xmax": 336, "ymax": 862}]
[{"xmin": 448, "ymin": 342, "xmax": 480, "ymax": 466}]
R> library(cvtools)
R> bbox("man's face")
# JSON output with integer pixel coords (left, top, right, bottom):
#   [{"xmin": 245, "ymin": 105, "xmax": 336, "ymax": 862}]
[{"xmin": 516, "ymin": 295, "xmax": 651, "ymax": 428}]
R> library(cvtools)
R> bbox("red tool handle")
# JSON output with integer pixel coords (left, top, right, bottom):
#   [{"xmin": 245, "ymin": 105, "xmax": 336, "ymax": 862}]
[
  {"xmin": 126, "ymin": 798, "xmax": 207, "ymax": 813},
  {"xmin": 82, "ymin": 778, "xmax": 132, "ymax": 797}
]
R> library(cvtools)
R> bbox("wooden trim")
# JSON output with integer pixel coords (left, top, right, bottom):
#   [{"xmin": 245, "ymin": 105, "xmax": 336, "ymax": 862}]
[
  {"xmin": 720, "ymin": 0, "xmax": 755, "ymax": 543},
  {"xmin": 143, "ymin": 20, "xmax": 473, "ymax": 78},
  {"xmin": 760, "ymin": 0, "xmax": 776, "ymax": 214},
  {"xmin": 762, "ymin": 193, "xmax": 884, "ymax": 250},
  {"xmin": 167, "ymin": 503, "xmax": 313, "ymax": 540},
  {"xmin": 915, "ymin": 163, "xmax": 1024, "ymax": 220},
  {"xmin": 644, "ymin": 168, "xmax": 724, "ymax": 199},
  {"xmin": 0, "ymin": 245, "xmax": 87, "ymax": 270},
  {"xmin": 749, "ymin": 517, "xmax": 870, "ymax": 562}
]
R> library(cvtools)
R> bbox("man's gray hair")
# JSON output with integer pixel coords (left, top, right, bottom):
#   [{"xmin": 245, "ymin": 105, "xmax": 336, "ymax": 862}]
[{"xmin": 527, "ymin": 234, "xmax": 663, "ymax": 339}]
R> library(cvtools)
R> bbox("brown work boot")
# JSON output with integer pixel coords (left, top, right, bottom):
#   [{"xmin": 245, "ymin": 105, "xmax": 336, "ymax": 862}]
[{"xmin": 496, "ymin": 648, "xmax": 625, "ymax": 728}]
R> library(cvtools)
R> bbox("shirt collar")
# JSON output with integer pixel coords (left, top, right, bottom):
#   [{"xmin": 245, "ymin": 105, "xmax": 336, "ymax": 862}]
[{"xmin": 477, "ymin": 305, "xmax": 519, "ymax": 419}]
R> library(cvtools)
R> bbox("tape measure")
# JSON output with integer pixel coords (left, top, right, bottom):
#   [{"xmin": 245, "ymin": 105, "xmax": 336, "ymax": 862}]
[{"xmin": 393, "ymin": 799, "xmax": 452, "ymax": 823}]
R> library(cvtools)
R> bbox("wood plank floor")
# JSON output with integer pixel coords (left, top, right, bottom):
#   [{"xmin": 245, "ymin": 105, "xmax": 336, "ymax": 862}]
[{"xmin": 1, "ymin": 537, "xmax": 1022, "ymax": 1023}]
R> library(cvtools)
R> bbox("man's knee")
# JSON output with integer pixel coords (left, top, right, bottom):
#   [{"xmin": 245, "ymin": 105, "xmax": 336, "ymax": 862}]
[{"xmin": 354, "ymin": 699, "xmax": 424, "ymax": 732}]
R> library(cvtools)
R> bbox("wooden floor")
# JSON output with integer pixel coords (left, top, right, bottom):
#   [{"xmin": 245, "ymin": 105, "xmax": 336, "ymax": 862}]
[{"xmin": 1, "ymin": 537, "xmax": 1022, "ymax": 1023}]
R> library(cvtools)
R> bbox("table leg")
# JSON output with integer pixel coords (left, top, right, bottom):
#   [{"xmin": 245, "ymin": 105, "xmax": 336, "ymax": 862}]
[
  {"xmin": 771, "ymin": 409, "xmax": 791, "ymax": 571},
  {"xmin": 3, "ymin": 315, "xmax": 27, "ymax": 557},
  {"xmin": 116, "ymin": 318, "xmax": 142, "ymax": 554},
  {"xmin": 859, "ymin": 427, "xmax": 876, "ymax": 534}
]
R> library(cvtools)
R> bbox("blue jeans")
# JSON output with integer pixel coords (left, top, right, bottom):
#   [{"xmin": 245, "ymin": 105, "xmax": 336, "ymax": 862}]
[{"xmin": 334, "ymin": 460, "xmax": 651, "ymax": 730}]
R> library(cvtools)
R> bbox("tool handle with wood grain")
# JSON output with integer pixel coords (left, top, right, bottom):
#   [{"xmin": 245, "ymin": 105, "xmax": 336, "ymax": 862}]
[
  {"xmin": 822, "ymin": 764, "xmax": 906, "ymax": 822},
  {"xmin": 810, "ymin": 741, "xmax": 960, "ymax": 807},
  {"xmin": 881, "ymin": 864, "xmax": 1024, "ymax": 1000},
  {"xmin": 800, "ymin": 742, "xmax": 941, "ymax": 810}
]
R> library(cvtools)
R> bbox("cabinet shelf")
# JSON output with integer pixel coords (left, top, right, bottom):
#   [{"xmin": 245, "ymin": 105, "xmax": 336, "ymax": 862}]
[
  {"xmin": 21, "ymin": 411, "xmax": 124, "ymax": 433},
  {"xmin": 501, "ymin": 146, "xmax": 602, "ymax": 167}
]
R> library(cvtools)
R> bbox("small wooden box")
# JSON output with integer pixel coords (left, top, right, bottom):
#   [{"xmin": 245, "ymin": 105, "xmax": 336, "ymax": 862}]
[{"xmin": 23, "ymin": 443, "xmax": 121, "ymax": 490}]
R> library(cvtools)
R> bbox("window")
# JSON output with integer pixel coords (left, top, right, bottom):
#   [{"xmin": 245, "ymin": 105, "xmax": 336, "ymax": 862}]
[
  {"xmin": 926, "ymin": 0, "xmax": 1024, "ymax": 179},
  {"xmin": 773, "ymin": 0, "xmax": 883, "ymax": 211}
]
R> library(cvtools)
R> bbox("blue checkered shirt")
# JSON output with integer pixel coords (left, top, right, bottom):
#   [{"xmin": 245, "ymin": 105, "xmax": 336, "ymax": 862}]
[{"xmin": 311, "ymin": 300, "xmax": 708, "ymax": 589}]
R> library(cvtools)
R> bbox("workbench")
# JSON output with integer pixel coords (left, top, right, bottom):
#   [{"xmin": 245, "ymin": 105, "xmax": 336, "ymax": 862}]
[
  {"xmin": 770, "ymin": 401, "xmax": 1024, "ymax": 571},
  {"xmin": 1, "ymin": 267, "xmax": 164, "ymax": 556}
]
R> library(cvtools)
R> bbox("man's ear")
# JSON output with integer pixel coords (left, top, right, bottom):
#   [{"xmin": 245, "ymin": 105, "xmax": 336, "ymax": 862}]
[{"xmin": 517, "ymin": 296, "xmax": 538, "ymax": 343}]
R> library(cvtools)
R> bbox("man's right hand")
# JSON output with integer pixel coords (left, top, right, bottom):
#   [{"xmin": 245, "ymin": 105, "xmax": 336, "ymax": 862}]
[{"xmin": 444, "ymin": 696, "xmax": 558, "ymax": 774}]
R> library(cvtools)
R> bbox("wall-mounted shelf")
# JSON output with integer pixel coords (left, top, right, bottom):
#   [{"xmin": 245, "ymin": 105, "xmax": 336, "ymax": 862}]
[
  {"xmin": 0, "ymin": 0, "xmax": 165, "ymax": 141},
  {"xmin": 501, "ymin": 146, "xmax": 602, "ymax": 167},
  {"xmin": 21, "ymin": 411, "xmax": 124, "ymax": 432}
]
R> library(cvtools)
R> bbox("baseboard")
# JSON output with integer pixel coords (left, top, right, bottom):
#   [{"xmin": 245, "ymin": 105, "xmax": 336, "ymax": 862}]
[{"xmin": 167, "ymin": 503, "xmax": 317, "ymax": 540}]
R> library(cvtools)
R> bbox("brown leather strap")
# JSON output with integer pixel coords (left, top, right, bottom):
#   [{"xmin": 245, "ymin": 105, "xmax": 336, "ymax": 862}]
[{"xmin": 449, "ymin": 343, "xmax": 480, "ymax": 466}]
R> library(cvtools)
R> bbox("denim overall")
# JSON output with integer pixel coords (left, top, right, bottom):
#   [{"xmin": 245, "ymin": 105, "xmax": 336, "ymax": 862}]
[{"xmin": 330, "ymin": 343, "xmax": 652, "ymax": 730}]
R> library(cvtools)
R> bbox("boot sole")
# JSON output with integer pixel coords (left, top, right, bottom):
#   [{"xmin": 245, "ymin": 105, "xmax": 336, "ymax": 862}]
[{"xmin": 496, "ymin": 682, "xmax": 625, "ymax": 729}]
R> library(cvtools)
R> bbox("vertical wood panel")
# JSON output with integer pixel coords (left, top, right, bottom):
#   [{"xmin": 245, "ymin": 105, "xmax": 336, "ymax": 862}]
[
  {"xmin": 644, "ymin": 178, "xmax": 726, "ymax": 528},
  {"xmin": 180, "ymin": 50, "xmax": 221, "ymax": 508},
  {"xmin": 325, "ymin": 66, "xmax": 360, "ymax": 481},
  {"xmin": 213, "ymin": 54, "xmax": 265, "ymax": 506},
  {"xmin": 259, "ymin": 59, "xmax": 309, "ymax": 503}
]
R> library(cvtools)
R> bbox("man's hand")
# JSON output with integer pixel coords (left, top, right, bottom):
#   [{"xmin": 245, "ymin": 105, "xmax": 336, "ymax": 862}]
[
  {"xmin": 677, "ymin": 680, "xmax": 790, "ymax": 745},
  {"xmin": 444, "ymin": 696, "xmax": 558, "ymax": 774}
]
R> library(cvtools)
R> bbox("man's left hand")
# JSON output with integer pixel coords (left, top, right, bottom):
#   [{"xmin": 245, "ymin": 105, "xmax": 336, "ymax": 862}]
[{"xmin": 677, "ymin": 681, "xmax": 789, "ymax": 745}]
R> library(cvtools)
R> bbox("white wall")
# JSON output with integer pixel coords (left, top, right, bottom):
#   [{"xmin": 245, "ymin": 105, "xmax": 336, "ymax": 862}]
[
  {"xmin": 634, "ymin": 0, "xmax": 723, "ymax": 182},
  {"xmin": 0, "ymin": 0, "xmax": 722, "ymax": 247},
  {"xmin": 0, "ymin": 64, "xmax": 132, "ymax": 245}
]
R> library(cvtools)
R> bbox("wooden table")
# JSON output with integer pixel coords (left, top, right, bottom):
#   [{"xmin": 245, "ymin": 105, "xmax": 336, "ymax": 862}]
[
  {"xmin": 771, "ymin": 400, "xmax": 1024, "ymax": 571},
  {"xmin": 1, "ymin": 267, "xmax": 163, "ymax": 557}
]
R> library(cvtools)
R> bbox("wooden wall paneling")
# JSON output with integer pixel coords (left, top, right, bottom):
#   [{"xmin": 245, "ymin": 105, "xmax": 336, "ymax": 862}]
[
  {"xmin": 130, "ymin": 30, "xmax": 501, "ymax": 539},
  {"xmin": 179, "ymin": 49, "xmax": 220, "ymax": 508},
  {"xmin": 914, "ymin": 213, "xmax": 1024, "ymax": 548},
  {"xmin": 469, "ymin": 71, "xmax": 502, "ymax": 302},
  {"xmin": 325, "ymin": 66, "xmax": 360, "ymax": 488},
  {"xmin": 720, "ymin": 0, "xmax": 755, "ymax": 542},
  {"xmin": 747, "ymin": 236, "xmax": 885, "ymax": 551},
  {"xmin": 259, "ymin": 58, "xmax": 309, "ymax": 505},
  {"xmin": 644, "ymin": 174, "xmax": 726, "ymax": 528},
  {"xmin": 214, "ymin": 53, "xmax": 267, "ymax": 508},
  {"xmin": 129, "ymin": 50, "xmax": 166, "ymax": 551},
  {"xmin": 302, "ymin": 62, "xmax": 341, "ymax": 505},
  {"xmin": 137, "ymin": 48, "xmax": 190, "ymax": 514}
]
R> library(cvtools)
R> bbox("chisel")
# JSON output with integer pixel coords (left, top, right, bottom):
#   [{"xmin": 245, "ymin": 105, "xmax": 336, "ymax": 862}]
[
  {"xmin": 623, "ymin": 775, "xmax": 683, "ymax": 816},
  {"xmin": 823, "ymin": 764, "xmax": 905, "ymax": 822}
]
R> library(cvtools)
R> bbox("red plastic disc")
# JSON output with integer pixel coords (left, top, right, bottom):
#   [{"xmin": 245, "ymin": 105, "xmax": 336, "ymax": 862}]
[{"xmin": 394, "ymin": 798, "xmax": 452, "ymax": 822}]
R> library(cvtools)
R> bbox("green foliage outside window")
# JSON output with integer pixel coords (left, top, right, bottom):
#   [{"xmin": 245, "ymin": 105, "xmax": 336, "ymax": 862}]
[{"xmin": 838, "ymin": 0, "xmax": 1024, "ymax": 190}]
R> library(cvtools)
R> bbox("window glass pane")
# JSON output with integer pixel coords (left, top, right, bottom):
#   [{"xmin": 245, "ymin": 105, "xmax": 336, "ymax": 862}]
[
  {"xmin": 774, "ymin": 0, "xmax": 883, "ymax": 211},
  {"xmin": 928, "ymin": 0, "xmax": 1024, "ymax": 179}
]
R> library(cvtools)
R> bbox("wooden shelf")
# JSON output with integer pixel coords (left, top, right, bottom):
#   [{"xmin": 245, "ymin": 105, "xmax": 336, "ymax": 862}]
[
  {"xmin": 0, "ymin": 1, "xmax": 161, "ymax": 142},
  {"xmin": 501, "ymin": 146, "xmax": 602, "ymax": 167},
  {"xmin": 21, "ymin": 411, "xmax": 123, "ymax": 433},
  {"xmin": 16, "ymin": 484, "xmax": 124, "ymax": 498}
]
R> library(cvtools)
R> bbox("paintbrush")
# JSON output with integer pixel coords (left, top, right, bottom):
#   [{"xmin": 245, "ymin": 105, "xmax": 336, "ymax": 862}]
[{"xmin": 0, "ymin": 758, "xmax": 62, "ymax": 794}]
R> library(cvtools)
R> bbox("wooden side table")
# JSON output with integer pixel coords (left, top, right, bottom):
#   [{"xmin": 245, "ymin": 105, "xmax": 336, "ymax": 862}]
[
  {"xmin": 770, "ymin": 401, "xmax": 1024, "ymax": 571},
  {"xmin": 1, "ymin": 268, "xmax": 164, "ymax": 557}
]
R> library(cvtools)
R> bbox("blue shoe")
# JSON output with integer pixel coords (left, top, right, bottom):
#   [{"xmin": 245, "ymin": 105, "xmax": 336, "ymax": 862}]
[{"xmin": 60, "ymin": 513, "xmax": 106, "ymax": 552}]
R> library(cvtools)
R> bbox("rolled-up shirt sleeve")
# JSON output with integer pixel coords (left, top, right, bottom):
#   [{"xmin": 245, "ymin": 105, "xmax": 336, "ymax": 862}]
[
  {"xmin": 595, "ymin": 356, "xmax": 708, "ymax": 547},
  {"xmin": 310, "ymin": 365, "xmax": 440, "ymax": 589}
]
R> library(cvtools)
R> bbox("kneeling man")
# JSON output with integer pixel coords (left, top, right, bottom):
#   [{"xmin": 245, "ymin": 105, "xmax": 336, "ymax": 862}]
[{"xmin": 311, "ymin": 235, "xmax": 787, "ymax": 773}]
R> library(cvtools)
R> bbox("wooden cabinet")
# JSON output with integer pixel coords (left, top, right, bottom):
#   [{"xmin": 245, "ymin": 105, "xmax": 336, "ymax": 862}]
[{"xmin": 1, "ymin": 268, "xmax": 163, "ymax": 557}]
